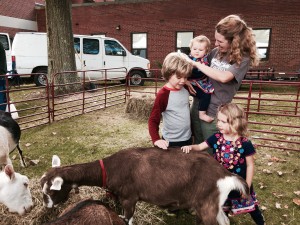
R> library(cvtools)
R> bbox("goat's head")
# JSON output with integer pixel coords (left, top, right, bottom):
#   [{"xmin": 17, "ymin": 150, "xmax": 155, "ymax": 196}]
[
  {"xmin": 40, "ymin": 155, "xmax": 77, "ymax": 208},
  {"xmin": 0, "ymin": 164, "xmax": 33, "ymax": 215}
]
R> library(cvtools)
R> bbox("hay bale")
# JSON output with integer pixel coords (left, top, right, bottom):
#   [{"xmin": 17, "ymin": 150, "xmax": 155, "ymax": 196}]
[
  {"xmin": 0, "ymin": 177, "xmax": 166, "ymax": 225},
  {"xmin": 125, "ymin": 96, "xmax": 155, "ymax": 121}
]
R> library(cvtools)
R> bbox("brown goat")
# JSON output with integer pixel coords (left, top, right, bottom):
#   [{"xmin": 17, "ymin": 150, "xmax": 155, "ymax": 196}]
[
  {"xmin": 40, "ymin": 147, "xmax": 249, "ymax": 225},
  {"xmin": 43, "ymin": 199, "xmax": 125, "ymax": 225}
]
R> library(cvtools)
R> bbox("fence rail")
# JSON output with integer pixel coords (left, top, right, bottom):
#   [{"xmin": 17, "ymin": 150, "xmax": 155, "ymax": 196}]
[
  {"xmin": 1, "ymin": 70, "xmax": 299, "ymax": 151},
  {"xmin": 126, "ymin": 76, "xmax": 300, "ymax": 152}
]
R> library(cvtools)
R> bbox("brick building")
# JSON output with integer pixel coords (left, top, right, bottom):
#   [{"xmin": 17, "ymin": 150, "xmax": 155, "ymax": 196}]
[
  {"xmin": 0, "ymin": 0, "xmax": 45, "ymax": 37},
  {"xmin": 1, "ymin": 0, "xmax": 300, "ymax": 71}
]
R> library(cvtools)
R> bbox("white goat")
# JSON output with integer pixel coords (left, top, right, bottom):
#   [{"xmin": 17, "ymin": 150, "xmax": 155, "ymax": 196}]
[
  {"xmin": 0, "ymin": 111, "xmax": 26, "ymax": 167},
  {"xmin": 0, "ymin": 126, "xmax": 13, "ymax": 166},
  {"xmin": 0, "ymin": 164, "xmax": 33, "ymax": 215}
]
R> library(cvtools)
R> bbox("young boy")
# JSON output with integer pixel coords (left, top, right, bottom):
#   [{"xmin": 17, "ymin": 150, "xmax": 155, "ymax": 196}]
[
  {"xmin": 187, "ymin": 35, "xmax": 214, "ymax": 122},
  {"xmin": 148, "ymin": 52, "xmax": 193, "ymax": 150}
]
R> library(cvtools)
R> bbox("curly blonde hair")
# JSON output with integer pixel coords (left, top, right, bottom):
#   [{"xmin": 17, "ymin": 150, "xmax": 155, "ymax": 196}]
[
  {"xmin": 218, "ymin": 103, "xmax": 248, "ymax": 137},
  {"xmin": 216, "ymin": 14, "xmax": 259, "ymax": 67},
  {"xmin": 161, "ymin": 52, "xmax": 193, "ymax": 81}
]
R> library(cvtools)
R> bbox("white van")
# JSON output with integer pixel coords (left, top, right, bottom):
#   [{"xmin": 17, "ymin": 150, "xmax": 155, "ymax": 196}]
[
  {"xmin": 12, "ymin": 32, "xmax": 151, "ymax": 86},
  {"xmin": 0, "ymin": 33, "xmax": 12, "ymax": 73}
]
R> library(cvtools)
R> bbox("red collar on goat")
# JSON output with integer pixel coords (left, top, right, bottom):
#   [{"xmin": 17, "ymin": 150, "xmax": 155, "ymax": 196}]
[{"xmin": 99, "ymin": 160, "xmax": 107, "ymax": 188}]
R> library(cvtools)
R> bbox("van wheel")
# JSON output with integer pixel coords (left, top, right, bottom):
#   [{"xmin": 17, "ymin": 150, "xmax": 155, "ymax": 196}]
[
  {"xmin": 130, "ymin": 71, "xmax": 145, "ymax": 86},
  {"xmin": 34, "ymin": 68, "xmax": 48, "ymax": 86}
]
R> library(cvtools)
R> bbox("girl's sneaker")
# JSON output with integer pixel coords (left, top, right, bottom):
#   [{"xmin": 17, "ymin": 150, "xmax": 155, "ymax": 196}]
[{"xmin": 231, "ymin": 197, "xmax": 256, "ymax": 215}]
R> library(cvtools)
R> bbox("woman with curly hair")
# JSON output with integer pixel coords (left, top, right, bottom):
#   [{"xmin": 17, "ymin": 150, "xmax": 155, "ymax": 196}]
[{"xmin": 187, "ymin": 14, "xmax": 260, "ymax": 152}]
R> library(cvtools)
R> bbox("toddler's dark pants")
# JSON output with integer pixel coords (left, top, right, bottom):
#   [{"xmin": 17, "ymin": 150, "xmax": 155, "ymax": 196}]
[{"xmin": 193, "ymin": 85, "xmax": 211, "ymax": 111}]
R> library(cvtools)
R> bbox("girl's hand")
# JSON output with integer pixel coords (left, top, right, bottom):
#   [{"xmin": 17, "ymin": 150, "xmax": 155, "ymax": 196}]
[
  {"xmin": 185, "ymin": 80, "xmax": 196, "ymax": 95},
  {"xmin": 181, "ymin": 146, "xmax": 192, "ymax": 153},
  {"xmin": 154, "ymin": 139, "xmax": 169, "ymax": 150}
]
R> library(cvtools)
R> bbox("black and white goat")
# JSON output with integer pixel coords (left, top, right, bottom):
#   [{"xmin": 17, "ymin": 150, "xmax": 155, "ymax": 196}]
[
  {"xmin": 43, "ymin": 199, "xmax": 126, "ymax": 225},
  {"xmin": 0, "ymin": 110, "xmax": 26, "ymax": 167},
  {"xmin": 40, "ymin": 147, "xmax": 249, "ymax": 225},
  {"xmin": 0, "ymin": 164, "xmax": 33, "ymax": 215}
]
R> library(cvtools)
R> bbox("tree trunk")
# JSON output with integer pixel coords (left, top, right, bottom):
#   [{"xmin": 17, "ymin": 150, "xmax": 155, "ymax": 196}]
[{"xmin": 45, "ymin": 0, "xmax": 80, "ymax": 94}]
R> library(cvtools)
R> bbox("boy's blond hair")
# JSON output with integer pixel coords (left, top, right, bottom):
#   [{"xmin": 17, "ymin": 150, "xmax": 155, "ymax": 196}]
[
  {"xmin": 218, "ymin": 103, "xmax": 248, "ymax": 137},
  {"xmin": 161, "ymin": 52, "xmax": 193, "ymax": 81},
  {"xmin": 189, "ymin": 35, "xmax": 211, "ymax": 53}
]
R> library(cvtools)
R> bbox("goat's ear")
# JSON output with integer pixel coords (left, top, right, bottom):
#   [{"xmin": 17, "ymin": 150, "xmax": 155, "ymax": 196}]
[
  {"xmin": 52, "ymin": 155, "xmax": 61, "ymax": 167},
  {"xmin": 50, "ymin": 177, "xmax": 63, "ymax": 191},
  {"xmin": 4, "ymin": 164, "xmax": 15, "ymax": 180}
]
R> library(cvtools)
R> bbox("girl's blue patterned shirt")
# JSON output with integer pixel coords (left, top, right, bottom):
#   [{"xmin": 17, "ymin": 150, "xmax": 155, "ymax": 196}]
[{"xmin": 206, "ymin": 132, "xmax": 256, "ymax": 180}]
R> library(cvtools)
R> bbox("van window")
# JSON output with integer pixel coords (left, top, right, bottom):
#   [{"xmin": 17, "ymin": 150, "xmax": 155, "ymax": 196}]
[
  {"xmin": 0, "ymin": 35, "xmax": 9, "ymax": 50},
  {"xmin": 104, "ymin": 40, "xmax": 125, "ymax": 56},
  {"xmin": 74, "ymin": 38, "xmax": 80, "ymax": 53},
  {"xmin": 83, "ymin": 38, "xmax": 99, "ymax": 55}
]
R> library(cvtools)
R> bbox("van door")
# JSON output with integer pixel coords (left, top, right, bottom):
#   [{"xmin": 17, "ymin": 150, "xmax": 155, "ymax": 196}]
[
  {"xmin": 79, "ymin": 37, "xmax": 103, "ymax": 80},
  {"xmin": 103, "ymin": 39, "xmax": 128, "ymax": 79},
  {"xmin": 0, "ymin": 33, "xmax": 12, "ymax": 73}
]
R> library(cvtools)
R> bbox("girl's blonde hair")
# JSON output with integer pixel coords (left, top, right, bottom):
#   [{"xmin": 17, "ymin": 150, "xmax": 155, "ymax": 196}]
[
  {"xmin": 216, "ymin": 14, "xmax": 259, "ymax": 67},
  {"xmin": 218, "ymin": 103, "xmax": 248, "ymax": 137},
  {"xmin": 189, "ymin": 35, "xmax": 211, "ymax": 53},
  {"xmin": 161, "ymin": 52, "xmax": 193, "ymax": 80}
]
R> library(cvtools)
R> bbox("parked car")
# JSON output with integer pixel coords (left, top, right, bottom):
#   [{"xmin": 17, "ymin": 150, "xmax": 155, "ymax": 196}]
[
  {"xmin": 11, "ymin": 32, "xmax": 151, "ymax": 86},
  {"xmin": 0, "ymin": 33, "xmax": 12, "ymax": 73}
]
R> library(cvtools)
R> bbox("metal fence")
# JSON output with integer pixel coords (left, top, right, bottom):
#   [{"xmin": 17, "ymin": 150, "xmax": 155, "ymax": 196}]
[
  {"xmin": 233, "ymin": 80, "xmax": 299, "ymax": 151},
  {"xmin": 50, "ymin": 68, "xmax": 127, "ymax": 122},
  {"xmin": 1, "ymin": 70, "xmax": 299, "ymax": 151},
  {"xmin": 125, "ymin": 73, "xmax": 300, "ymax": 152}
]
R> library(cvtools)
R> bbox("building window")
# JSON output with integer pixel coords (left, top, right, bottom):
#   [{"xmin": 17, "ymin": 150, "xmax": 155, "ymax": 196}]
[
  {"xmin": 131, "ymin": 33, "xmax": 147, "ymax": 58},
  {"xmin": 176, "ymin": 31, "xmax": 194, "ymax": 54},
  {"xmin": 253, "ymin": 28, "xmax": 271, "ymax": 61}
]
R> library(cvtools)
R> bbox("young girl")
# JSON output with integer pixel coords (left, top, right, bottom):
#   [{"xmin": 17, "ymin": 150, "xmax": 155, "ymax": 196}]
[
  {"xmin": 187, "ymin": 35, "xmax": 214, "ymax": 123},
  {"xmin": 182, "ymin": 103, "xmax": 265, "ymax": 225}
]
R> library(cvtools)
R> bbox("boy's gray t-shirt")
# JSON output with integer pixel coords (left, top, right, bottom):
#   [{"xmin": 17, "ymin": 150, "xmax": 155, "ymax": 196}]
[
  {"xmin": 148, "ymin": 86, "xmax": 191, "ymax": 143},
  {"xmin": 207, "ymin": 48, "xmax": 250, "ymax": 117},
  {"xmin": 162, "ymin": 87, "xmax": 191, "ymax": 142}
]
